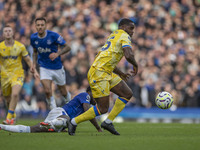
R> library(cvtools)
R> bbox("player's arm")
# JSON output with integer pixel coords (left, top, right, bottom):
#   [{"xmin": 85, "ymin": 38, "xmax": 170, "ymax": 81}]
[
  {"xmin": 49, "ymin": 43, "xmax": 71, "ymax": 61},
  {"xmin": 29, "ymin": 48, "xmax": 40, "ymax": 78},
  {"xmin": 23, "ymin": 55, "xmax": 32, "ymax": 68},
  {"xmin": 57, "ymin": 43, "xmax": 71, "ymax": 56},
  {"xmin": 122, "ymin": 46, "xmax": 138, "ymax": 76},
  {"xmin": 32, "ymin": 48, "xmax": 38, "ymax": 70},
  {"xmin": 83, "ymin": 103, "xmax": 102, "ymax": 132}
]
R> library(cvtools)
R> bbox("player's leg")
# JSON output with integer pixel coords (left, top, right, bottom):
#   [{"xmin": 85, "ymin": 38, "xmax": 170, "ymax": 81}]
[
  {"xmin": 1, "ymin": 78, "xmax": 12, "ymax": 124},
  {"xmin": 1, "ymin": 108, "xmax": 66, "ymax": 133},
  {"xmin": 68, "ymin": 69, "xmax": 110, "ymax": 135},
  {"xmin": 4, "ymin": 96, "xmax": 11, "ymax": 110},
  {"xmin": 106, "ymin": 79, "xmax": 133, "ymax": 123},
  {"xmin": 2, "ymin": 76, "xmax": 23, "ymax": 124},
  {"xmin": 30, "ymin": 124, "xmax": 49, "ymax": 132},
  {"xmin": 40, "ymin": 108, "xmax": 68, "ymax": 132},
  {"xmin": 72, "ymin": 82, "xmax": 110, "ymax": 124},
  {"xmin": 53, "ymin": 67, "xmax": 71, "ymax": 103},
  {"xmin": 41, "ymin": 79, "xmax": 56, "ymax": 109},
  {"xmin": 40, "ymin": 67, "xmax": 56, "ymax": 109},
  {"xmin": 101, "ymin": 74, "xmax": 132, "ymax": 135},
  {"xmin": 72, "ymin": 96, "xmax": 109, "ymax": 124},
  {"xmin": 0, "ymin": 123, "xmax": 49, "ymax": 133},
  {"xmin": 10, "ymin": 84, "xmax": 23, "ymax": 112},
  {"xmin": 40, "ymin": 79, "xmax": 53, "ymax": 99},
  {"xmin": 57, "ymin": 85, "xmax": 71, "ymax": 103},
  {"xmin": 2, "ymin": 96, "xmax": 12, "ymax": 124},
  {"xmin": 40, "ymin": 116, "xmax": 68, "ymax": 132},
  {"xmin": 0, "ymin": 124, "xmax": 31, "ymax": 133},
  {"xmin": 68, "ymin": 96, "xmax": 109, "ymax": 135}
]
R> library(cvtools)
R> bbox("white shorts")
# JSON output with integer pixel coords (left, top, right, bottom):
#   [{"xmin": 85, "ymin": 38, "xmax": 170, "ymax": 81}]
[
  {"xmin": 44, "ymin": 107, "xmax": 68, "ymax": 122},
  {"xmin": 40, "ymin": 67, "xmax": 66, "ymax": 86}
]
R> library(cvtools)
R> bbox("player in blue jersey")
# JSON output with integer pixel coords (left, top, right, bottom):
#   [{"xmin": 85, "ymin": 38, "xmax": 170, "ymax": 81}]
[
  {"xmin": 0, "ymin": 87, "xmax": 102, "ymax": 133},
  {"xmin": 30, "ymin": 17, "xmax": 71, "ymax": 109}
]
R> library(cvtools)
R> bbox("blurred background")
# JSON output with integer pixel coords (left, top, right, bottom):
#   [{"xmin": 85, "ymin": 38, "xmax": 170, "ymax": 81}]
[{"xmin": 0, "ymin": 0, "xmax": 199, "ymax": 123}]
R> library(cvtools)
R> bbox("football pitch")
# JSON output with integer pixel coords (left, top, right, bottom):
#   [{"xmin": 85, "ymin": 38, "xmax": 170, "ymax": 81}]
[{"xmin": 0, "ymin": 119, "xmax": 200, "ymax": 150}]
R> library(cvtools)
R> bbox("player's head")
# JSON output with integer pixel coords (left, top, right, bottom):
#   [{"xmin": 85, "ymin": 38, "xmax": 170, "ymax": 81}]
[
  {"xmin": 3, "ymin": 25, "xmax": 14, "ymax": 40},
  {"xmin": 86, "ymin": 86, "xmax": 96, "ymax": 105},
  {"xmin": 35, "ymin": 17, "xmax": 47, "ymax": 36},
  {"xmin": 118, "ymin": 18, "xmax": 135, "ymax": 37}
]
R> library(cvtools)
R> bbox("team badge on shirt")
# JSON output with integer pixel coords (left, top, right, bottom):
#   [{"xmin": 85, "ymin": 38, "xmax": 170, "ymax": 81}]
[
  {"xmin": 47, "ymin": 40, "xmax": 51, "ymax": 45},
  {"xmin": 58, "ymin": 36, "xmax": 64, "ymax": 43},
  {"xmin": 86, "ymin": 95, "xmax": 90, "ymax": 102},
  {"xmin": 35, "ymin": 41, "xmax": 38, "ymax": 45}
]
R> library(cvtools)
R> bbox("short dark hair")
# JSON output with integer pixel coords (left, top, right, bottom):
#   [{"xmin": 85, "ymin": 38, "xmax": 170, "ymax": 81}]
[
  {"xmin": 4, "ymin": 24, "xmax": 12, "ymax": 28},
  {"xmin": 35, "ymin": 17, "xmax": 47, "ymax": 23},
  {"xmin": 86, "ymin": 86, "xmax": 91, "ymax": 92},
  {"xmin": 118, "ymin": 18, "xmax": 134, "ymax": 27}
]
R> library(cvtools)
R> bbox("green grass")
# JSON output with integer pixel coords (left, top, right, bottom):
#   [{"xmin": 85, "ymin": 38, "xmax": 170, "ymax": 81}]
[{"xmin": 0, "ymin": 119, "xmax": 200, "ymax": 150}]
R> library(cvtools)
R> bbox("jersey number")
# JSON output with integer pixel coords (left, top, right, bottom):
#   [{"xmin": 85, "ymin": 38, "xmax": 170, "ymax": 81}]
[{"xmin": 101, "ymin": 36, "xmax": 115, "ymax": 51}]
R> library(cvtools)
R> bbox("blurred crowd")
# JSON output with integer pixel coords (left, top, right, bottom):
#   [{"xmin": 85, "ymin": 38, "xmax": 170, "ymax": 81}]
[{"xmin": 0, "ymin": 0, "xmax": 200, "ymax": 118}]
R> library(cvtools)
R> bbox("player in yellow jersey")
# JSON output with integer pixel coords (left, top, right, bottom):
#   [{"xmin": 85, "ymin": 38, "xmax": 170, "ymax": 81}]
[
  {"xmin": 68, "ymin": 18, "xmax": 138, "ymax": 135},
  {"xmin": 0, "ymin": 25, "xmax": 39, "ymax": 125}
]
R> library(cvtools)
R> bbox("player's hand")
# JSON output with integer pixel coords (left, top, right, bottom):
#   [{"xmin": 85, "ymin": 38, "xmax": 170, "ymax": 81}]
[
  {"xmin": 49, "ymin": 53, "xmax": 59, "ymax": 61},
  {"xmin": 33, "ymin": 71, "xmax": 40, "ymax": 79},
  {"xmin": 119, "ymin": 72, "xmax": 132, "ymax": 82},
  {"xmin": 132, "ymin": 65, "xmax": 138, "ymax": 76},
  {"xmin": 97, "ymin": 128, "xmax": 103, "ymax": 132},
  {"xmin": 30, "ymin": 65, "xmax": 35, "ymax": 73}
]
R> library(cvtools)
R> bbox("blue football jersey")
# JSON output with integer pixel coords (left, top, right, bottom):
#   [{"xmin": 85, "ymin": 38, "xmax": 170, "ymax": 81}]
[
  {"xmin": 62, "ymin": 92, "xmax": 91, "ymax": 118},
  {"xmin": 30, "ymin": 30, "xmax": 66, "ymax": 70}
]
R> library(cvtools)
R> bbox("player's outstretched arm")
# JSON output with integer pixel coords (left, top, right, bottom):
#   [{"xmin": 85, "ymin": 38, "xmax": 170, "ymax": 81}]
[
  {"xmin": 83, "ymin": 103, "xmax": 102, "ymax": 132},
  {"xmin": 122, "ymin": 47, "xmax": 138, "ymax": 76},
  {"xmin": 49, "ymin": 43, "xmax": 71, "ymax": 61}
]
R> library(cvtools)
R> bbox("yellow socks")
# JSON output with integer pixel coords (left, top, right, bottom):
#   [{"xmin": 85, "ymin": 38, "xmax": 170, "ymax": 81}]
[
  {"xmin": 74, "ymin": 105, "xmax": 101, "ymax": 124},
  {"xmin": 73, "ymin": 97, "xmax": 129, "ymax": 125},
  {"xmin": 107, "ymin": 97, "xmax": 129, "ymax": 121},
  {"xmin": 13, "ymin": 113, "xmax": 16, "ymax": 118},
  {"xmin": 6, "ymin": 110, "xmax": 15, "ymax": 120}
]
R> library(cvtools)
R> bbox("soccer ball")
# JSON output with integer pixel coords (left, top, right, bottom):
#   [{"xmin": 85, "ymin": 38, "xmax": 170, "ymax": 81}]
[{"xmin": 155, "ymin": 91, "xmax": 173, "ymax": 109}]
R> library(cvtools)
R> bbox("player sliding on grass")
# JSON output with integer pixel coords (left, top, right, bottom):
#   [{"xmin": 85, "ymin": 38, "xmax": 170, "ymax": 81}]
[
  {"xmin": 0, "ymin": 87, "xmax": 102, "ymax": 133},
  {"xmin": 68, "ymin": 18, "xmax": 138, "ymax": 135}
]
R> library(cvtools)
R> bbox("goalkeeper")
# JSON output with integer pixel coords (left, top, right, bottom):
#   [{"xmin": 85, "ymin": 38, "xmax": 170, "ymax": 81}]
[{"xmin": 0, "ymin": 87, "xmax": 102, "ymax": 133}]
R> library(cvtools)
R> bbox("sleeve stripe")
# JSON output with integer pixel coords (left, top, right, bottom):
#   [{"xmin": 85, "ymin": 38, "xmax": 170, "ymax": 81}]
[
  {"xmin": 23, "ymin": 54, "xmax": 29, "ymax": 57},
  {"xmin": 122, "ymin": 45, "xmax": 132, "ymax": 48}
]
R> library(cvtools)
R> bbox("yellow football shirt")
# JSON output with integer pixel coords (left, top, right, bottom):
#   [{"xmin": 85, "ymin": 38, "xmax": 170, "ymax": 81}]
[
  {"xmin": 92, "ymin": 29, "xmax": 132, "ymax": 74},
  {"xmin": 0, "ymin": 40, "xmax": 28, "ymax": 78}
]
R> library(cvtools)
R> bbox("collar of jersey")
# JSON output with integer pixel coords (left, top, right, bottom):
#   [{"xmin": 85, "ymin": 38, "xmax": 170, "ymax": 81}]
[{"xmin": 37, "ymin": 30, "xmax": 47, "ymax": 39}]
